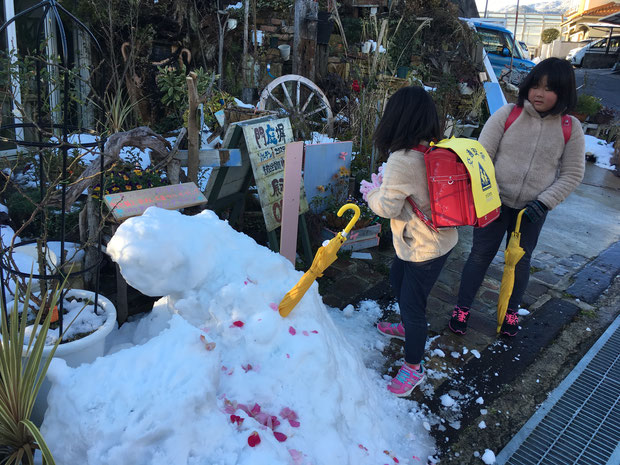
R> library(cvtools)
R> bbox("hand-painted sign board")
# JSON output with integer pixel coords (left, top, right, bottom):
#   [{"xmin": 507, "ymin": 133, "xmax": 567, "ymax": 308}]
[
  {"xmin": 104, "ymin": 182, "xmax": 207, "ymax": 220},
  {"xmin": 303, "ymin": 141, "xmax": 353, "ymax": 213},
  {"xmin": 241, "ymin": 118, "xmax": 309, "ymax": 232}
]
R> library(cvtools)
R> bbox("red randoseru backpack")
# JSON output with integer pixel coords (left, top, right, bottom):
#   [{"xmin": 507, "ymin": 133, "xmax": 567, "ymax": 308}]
[{"xmin": 406, "ymin": 142, "xmax": 501, "ymax": 232}]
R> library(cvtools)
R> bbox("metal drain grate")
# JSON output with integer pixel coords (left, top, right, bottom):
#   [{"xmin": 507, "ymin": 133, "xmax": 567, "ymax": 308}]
[{"xmin": 497, "ymin": 315, "xmax": 620, "ymax": 465}]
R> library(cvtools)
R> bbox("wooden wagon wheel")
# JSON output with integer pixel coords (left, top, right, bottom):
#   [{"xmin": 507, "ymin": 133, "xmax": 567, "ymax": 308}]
[{"xmin": 258, "ymin": 74, "xmax": 334, "ymax": 139}]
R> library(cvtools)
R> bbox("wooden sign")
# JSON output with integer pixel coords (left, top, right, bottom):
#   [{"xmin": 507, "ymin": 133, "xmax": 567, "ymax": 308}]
[
  {"xmin": 174, "ymin": 148, "xmax": 242, "ymax": 167},
  {"xmin": 303, "ymin": 141, "xmax": 353, "ymax": 213},
  {"xmin": 242, "ymin": 118, "xmax": 309, "ymax": 232},
  {"xmin": 104, "ymin": 182, "xmax": 207, "ymax": 220}
]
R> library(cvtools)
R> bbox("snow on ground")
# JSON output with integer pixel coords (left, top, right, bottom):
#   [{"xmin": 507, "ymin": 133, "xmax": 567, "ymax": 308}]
[
  {"xmin": 41, "ymin": 207, "xmax": 435, "ymax": 465},
  {"xmin": 482, "ymin": 449, "xmax": 497, "ymax": 464},
  {"xmin": 584, "ymin": 135, "xmax": 616, "ymax": 171}
]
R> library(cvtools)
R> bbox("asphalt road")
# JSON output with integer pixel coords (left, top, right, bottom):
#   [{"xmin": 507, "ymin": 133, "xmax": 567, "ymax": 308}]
[{"xmin": 574, "ymin": 68, "xmax": 620, "ymax": 112}]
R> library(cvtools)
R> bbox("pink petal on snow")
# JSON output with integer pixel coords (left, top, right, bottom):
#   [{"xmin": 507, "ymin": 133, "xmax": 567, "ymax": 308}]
[
  {"xmin": 289, "ymin": 326, "xmax": 296, "ymax": 335},
  {"xmin": 231, "ymin": 320, "xmax": 244, "ymax": 328},
  {"xmin": 248, "ymin": 431, "xmax": 261, "ymax": 447},
  {"xmin": 273, "ymin": 431, "xmax": 287, "ymax": 442},
  {"xmin": 302, "ymin": 330, "xmax": 309, "ymax": 336},
  {"xmin": 289, "ymin": 449, "xmax": 303, "ymax": 464},
  {"xmin": 269, "ymin": 303, "xmax": 278, "ymax": 311}
]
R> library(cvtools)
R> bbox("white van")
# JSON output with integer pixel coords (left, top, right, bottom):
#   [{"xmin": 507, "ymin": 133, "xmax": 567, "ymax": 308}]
[{"xmin": 568, "ymin": 35, "xmax": 620, "ymax": 67}]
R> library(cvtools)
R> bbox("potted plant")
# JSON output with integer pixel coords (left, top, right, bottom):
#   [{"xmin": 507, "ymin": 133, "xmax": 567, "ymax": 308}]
[
  {"xmin": 572, "ymin": 94, "xmax": 602, "ymax": 122},
  {"xmin": 4, "ymin": 274, "xmax": 119, "ymax": 426},
  {"xmin": 0, "ymin": 282, "xmax": 61, "ymax": 465}
]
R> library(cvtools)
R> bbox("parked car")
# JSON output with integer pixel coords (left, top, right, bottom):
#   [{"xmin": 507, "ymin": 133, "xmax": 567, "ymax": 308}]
[
  {"xmin": 568, "ymin": 35, "xmax": 620, "ymax": 67},
  {"xmin": 471, "ymin": 21, "xmax": 535, "ymax": 83}
]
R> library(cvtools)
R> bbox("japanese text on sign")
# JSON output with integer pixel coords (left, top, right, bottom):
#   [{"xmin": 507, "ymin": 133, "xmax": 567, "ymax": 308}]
[{"xmin": 242, "ymin": 118, "xmax": 309, "ymax": 231}]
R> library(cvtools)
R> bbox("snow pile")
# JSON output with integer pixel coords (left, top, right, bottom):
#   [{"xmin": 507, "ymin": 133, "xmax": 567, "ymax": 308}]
[
  {"xmin": 584, "ymin": 135, "xmax": 616, "ymax": 171},
  {"xmin": 41, "ymin": 207, "xmax": 434, "ymax": 464}
]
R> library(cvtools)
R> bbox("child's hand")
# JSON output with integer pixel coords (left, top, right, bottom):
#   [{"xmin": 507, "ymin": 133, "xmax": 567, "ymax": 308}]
[
  {"xmin": 371, "ymin": 172, "xmax": 382, "ymax": 187},
  {"xmin": 360, "ymin": 174, "xmax": 382, "ymax": 201}
]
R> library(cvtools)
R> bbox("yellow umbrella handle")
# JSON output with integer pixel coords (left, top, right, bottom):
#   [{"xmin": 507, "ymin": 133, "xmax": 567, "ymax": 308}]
[
  {"xmin": 515, "ymin": 208, "xmax": 526, "ymax": 233},
  {"xmin": 337, "ymin": 203, "xmax": 361, "ymax": 236}
]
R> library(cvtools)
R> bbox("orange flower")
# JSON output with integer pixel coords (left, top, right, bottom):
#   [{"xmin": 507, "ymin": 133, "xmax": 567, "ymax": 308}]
[{"xmin": 50, "ymin": 306, "xmax": 59, "ymax": 323}]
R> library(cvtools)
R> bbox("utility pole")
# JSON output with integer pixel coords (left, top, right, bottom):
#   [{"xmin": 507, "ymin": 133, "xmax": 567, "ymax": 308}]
[
  {"xmin": 484, "ymin": 0, "xmax": 489, "ymax": 18},
  {"xmin": 509, "ymin": 0, "xmax": 520, "ymax": 77}
]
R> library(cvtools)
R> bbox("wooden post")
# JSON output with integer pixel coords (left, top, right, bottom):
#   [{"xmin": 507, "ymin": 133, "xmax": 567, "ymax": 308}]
[
  {"xmin": 242, "ymin": 0, "xmax": 252, "ymax": 103},
  {"xmin": 293, "ymin": 0, "xmax": 318, "ymax": 81},
  {"xmin": 186, "ymin": 72, "xmax": 200, "ymax": 183},
  {"xmin": 115, "ymin": 262, "xmax": 128, "ymax": 325},
  {"xmin": 316, "ymin": 43, "xmax": 329, "ymax": 80},
  {"xmin": 217, "ymin": 1, "xmax": 226, "ymax": 90},
  {"xmin": 280, "ymin": 142, "xmax": 304, "ymax": 265}
]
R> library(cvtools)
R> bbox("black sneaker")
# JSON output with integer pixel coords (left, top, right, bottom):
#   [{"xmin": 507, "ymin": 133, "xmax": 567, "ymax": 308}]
[
  {"xmin": 500, "ymin": 309, "xmax": 519, "ymax": 337},
  {"xmin": 449, "ymin": 306, "xmax": 470, "ymax": 335}
]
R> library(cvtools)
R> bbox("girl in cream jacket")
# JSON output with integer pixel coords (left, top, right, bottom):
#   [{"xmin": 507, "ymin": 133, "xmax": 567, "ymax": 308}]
[
  {"xmin": 449, "ymin": 57, "xmax": 585, "ymax": 337},
  {"xmin": 361, "ymin": 86, "xmax": 457, "ymax": 397}
]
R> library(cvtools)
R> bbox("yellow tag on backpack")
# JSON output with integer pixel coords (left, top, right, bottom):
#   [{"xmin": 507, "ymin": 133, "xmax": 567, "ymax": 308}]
[{"xmin": 432, "ymin": 138, "xmax": 501, "ymax": 219}]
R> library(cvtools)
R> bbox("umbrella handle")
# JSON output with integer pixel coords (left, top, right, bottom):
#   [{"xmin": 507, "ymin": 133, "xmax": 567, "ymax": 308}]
[
  {"xmin": 515, "ymin": 208, "xmax": 526, "ymax": 233},
  {"xmin": 337, "ymin": 203, "xmax": 361, "ymax": 236}
]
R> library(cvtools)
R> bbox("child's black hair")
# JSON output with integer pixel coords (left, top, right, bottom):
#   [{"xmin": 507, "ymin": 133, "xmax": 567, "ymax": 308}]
[
  {"xmin": 517, "ymin": 57, "xmax": 577, "ymax": 115},
  {"xmin": 373, "ymin": 86, "xmax": 440, "ymax": 160}
]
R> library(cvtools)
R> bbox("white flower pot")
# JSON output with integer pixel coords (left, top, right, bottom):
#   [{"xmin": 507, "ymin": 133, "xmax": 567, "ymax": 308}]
[
  {"xmin": 278, "ymin": 44, "xmax": 290, "ymax": 61},
  {"xmin": 26, "ymin": 289, "xmax": 117, "ymax": 425}
]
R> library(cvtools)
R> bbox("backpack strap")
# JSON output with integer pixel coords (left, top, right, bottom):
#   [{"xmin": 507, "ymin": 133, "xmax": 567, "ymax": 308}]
[
  {"xmin": 561, "ymin": 115, "xmax": 572, "ymax": 144},
  {"xmin": 406, "ymin": 197, "xmax": 439, "ymax": 232},
  {"xmin": 505, "ymin": 105, "xmax": 572, "ymax": 144},
  {"xmin": 504, "ymin": 105, "xmax": 523, "ymax": 132}
]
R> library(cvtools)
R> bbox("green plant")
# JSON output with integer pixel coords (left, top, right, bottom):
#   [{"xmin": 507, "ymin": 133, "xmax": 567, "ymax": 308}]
[
  {"xmin": 0, "ymin": 282, "xmax": 61, "ymax": 465},
  {"xmin": 156, "ymin": 65, "xmax": 217, "ymax": 130},
  {"xmin": 575, "ymin": 94, "xmax": 602, "ymax": 117},
  {"xmin": 541, "ymin": 28, "xmax": 560, "ymax": 44},
  {"xmin": 463, "ymin": 86, "xmax": 487, "ymax": 123},
  {"xmin": 98, "ymin": 87, "xmax": 141, "ymax": 134}
]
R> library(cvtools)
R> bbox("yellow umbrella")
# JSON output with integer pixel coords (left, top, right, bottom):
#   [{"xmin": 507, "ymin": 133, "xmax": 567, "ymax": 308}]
[
  {"xmin": 497, "ymin": 208, "xmax": 527, "ymax": 334},
  {"xmin": 279, "ymin": 203, "xmax": 361, "ymax": 317}
]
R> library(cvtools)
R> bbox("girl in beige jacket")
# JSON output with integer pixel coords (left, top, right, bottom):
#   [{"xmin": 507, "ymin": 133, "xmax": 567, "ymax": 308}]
[
  {"xmin": 449, "ymin": 57, "xmax": 585, "ymax": 337},
  {"xmin": 361, "ymin": 87, "xmax": 458, "ymax": 397}
]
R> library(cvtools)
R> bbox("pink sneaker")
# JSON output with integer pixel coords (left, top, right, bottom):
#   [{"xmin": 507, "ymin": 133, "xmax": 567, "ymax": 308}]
[
  {"xmin": 377, "ymin": 322, "xmax": 405, "ymax": 341},
  {"xmin": 387, "ymin": 364, "xmax": 425, "ymax": 397}
]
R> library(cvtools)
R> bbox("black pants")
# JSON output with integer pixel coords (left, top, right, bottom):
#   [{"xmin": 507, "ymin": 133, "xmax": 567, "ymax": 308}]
[
  {"xmin": 457, "ymin": 205, "xmax": 547, "ymax": 311},
  {"xmin": 390, "ymin": 252, "xmax": 450, "ymax": 365}
]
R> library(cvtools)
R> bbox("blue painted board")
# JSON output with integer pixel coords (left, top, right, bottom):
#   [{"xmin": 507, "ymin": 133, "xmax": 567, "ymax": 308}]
[
  {"xmin": 484, "ymin": 81, "xmax": 507, "ymax": 115},
  {"xmin": 303, "ymin": 141, "xmax": 353, "ymax": 213}
]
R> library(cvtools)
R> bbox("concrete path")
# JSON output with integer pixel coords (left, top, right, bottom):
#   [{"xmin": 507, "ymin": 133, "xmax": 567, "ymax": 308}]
[{"xmin": 320, "ymin": 160, "xmax": 620, "ymax": 462}]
